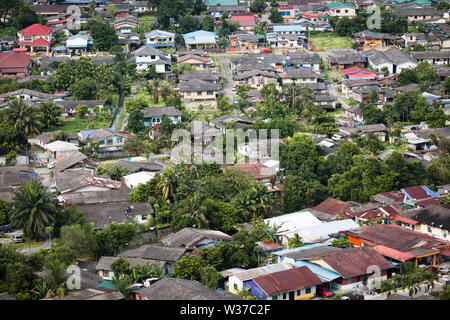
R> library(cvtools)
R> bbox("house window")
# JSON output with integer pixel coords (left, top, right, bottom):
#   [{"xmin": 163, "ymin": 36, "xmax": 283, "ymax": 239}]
[
  {"xmin": 117, "ymin": 137, "xmax": 123, "ymax": 143},
  {"xmin": 282, "ymin": 293, "xmax": 287, "ymax": 299},
  {"xmin": 100, "ymin": 140, "xmax": 105, "ymax": 145},
  {"xmin": 296, "ymin": 290, "xmax": 301, "ymax": 295},
  {"xmin": 428, "ymin": 226, "xmax": 432, "ymax": 233},
  {"xmin": 234, "ymin": 283, "xmax": 238, "ymax": 291},
  {"xmin": 151, "ymin": 55, "xmax": 156, "ymax": 59},
  {"xmin": 305, "ymin": 287, "xmax": 311, "ymax": 294},
  {"xmin": 207, "ymin": 90, "xmax": 213, "ymax": 95},
  {"xmin": 347, "ymin": 278, "xmax": 352, "ymax": 284},
  {"xmin": 197, "ymin": 91, "xmax": 203, "ymax": 96},
  {"xmin": 106, "ymin": 139, "xmax": 113, "ymax": 145}
]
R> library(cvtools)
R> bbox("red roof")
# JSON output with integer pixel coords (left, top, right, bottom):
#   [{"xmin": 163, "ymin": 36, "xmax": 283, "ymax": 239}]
[
  {"xmin": 229, "ymin": 13, "xmax": 256, "ymax": 27},
  {"xmin": 253, "ymin": 267, "xmax": 322, "ymax": 296},
  {"xmin": 313, "ymin": 198, "xmax": 351, "ymax": 218},
  {"xmin": 341, "ymin": 67, "xmax": 376, "ymax": 78},
  {"xmin": 0, "ymin": 52, "xmax": 32, "ymax": 72},
  {"xmin": 19, "ymin": 23, "xmax": 52, "ymax": 36},
  {"xmin": 223, "ymin": 162, "xmax": 274, "ymax": 180},
  {"xmin": 372, "ymin": 245, "xmax": 416, "ymax": 262},
  {"xmin": 402, "ymin": 186, "xmax": 433, "ymax": 201},
  {"xmin": 12, "ymin": 48, "xmax": 28, "ymax": 52}
]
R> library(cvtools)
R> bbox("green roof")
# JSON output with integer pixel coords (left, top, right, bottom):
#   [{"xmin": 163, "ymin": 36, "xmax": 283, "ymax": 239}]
[
  {"xmin": 96, "ymin": 280, "xmax": 115, "ymax": 289},
  {"xmin": 389, "ymin": 0, "xmax": 431, "ymax": 5},
  {"xmin": 321, "ymin": 2, "xmax": 356, "ymax": 9}
]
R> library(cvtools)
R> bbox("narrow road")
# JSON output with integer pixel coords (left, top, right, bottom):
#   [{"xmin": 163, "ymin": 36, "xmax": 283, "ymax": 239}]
[
  {"xmin": 110, "ymin": 84, "xmax": 138, "ymax": 131},
  {"xmin": 213, "ymin": 54, "xmax": 235, "ymax": 102},
  {"xmin": 19, "ymin": 238, "xmax": 52, "ymax": 255}
]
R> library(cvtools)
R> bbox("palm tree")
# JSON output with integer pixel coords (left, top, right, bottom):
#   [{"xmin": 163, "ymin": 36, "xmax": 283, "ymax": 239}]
[
  {"xmin": 42, "ymin": 259, "xmax": 68, "ymax": 298},
  {"xmin": 156, "ymin": 166, "xmax": 178, "ymax": 200},
  {"xmin": 39, "ymin": 101, "xmax": 62, "ymax": 129},
  {"xmin": 6, "ymin": 98, "xmax": 43, "ymax": 135},
  {"xmin": 147, "ymin": 78, "xmax": 160, "ymax": 104},
  {"xmin": 160, "ymin": 80, "xmax": 173, "ymax": 102},
  {"xmin": 9, "ymin": 180, "xmax": 57, "ymax": 239},
  {"xmin": 182, "ymin": 195, "xmax": 209, "ymax": 229}
]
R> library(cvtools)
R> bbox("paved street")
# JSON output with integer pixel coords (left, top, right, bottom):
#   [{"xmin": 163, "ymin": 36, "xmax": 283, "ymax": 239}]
[{"xmin": 213, "ymin": 54, "xmax": 235, "ymax": 102}]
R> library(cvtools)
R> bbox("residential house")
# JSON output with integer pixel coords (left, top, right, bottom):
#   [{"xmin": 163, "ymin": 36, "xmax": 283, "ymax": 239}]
[
  {"xmin": 145, "ymin": 30, "xmax": 175, "ymax": 48},
  {"xmin": 267, "ymin": 32, "xmax": 307, "ymax": 49},
  {"xmin": 116, "ymin": 159, "xmax": 166, "ymax": 174},
  {"xmin": 364, "ymin": 48, "xmax": 417, "ymax": 74},
  {"xmin": 341, "ymin": 67, "xmax": 377, "ymax": 81},
  {"xmin": 78, "ymin": 128, "xmax": 130, "ymax": 156},
  {"xmin": 393, "ymin": 8, "xmax": 443, "ymax": 23},
  {"xmin": 226, "ymin": 263, "xmax": 294, "ymax": 294},
  {"xmin": 224, "ymin": 162, "xmax": 279, "ymax": 195},
  {"xmin": 281, "ymin": 68, "xmax": 323, "ymax": 85},
  {"xmin": 278, "ymin": 6, "xmax": 298, "ymax": 23},
  {"xmin": 247, "ymin": 267, "xmax": 323, "ymax": 300},
  {"xmin": 182, "ymin": 30, "xmax": 218, "ymax": 49},
  {"xmin": 17, "ymin": 23, "xmax": 53, "ymax": 55},
  {"xmin": 284, "ymin": 51, "xmax": 321, "ymax": 71},
  {"xmin": 43, "ymin": 140, "xmax": 79, "ymax": 162},
  {"xmin": 134, "ymin": 277, "xmax": 243, "ymax": 300},
  {"xmin": 235, "ymin": 69, "xmax": 279, "ymax": 88},
  {"xmin": 131, "ymin": 45, "xmax": 172, "ymax": 74},
  {"xmin": 313, "ymin": 93, "xmax": 338, "ymax": 110},
  {"xmin": 358, "ymin": 123, "xmax": 388, "ymax": 142},
  {"xmin": 54, "ymin": 100, "xmax": 106, "ymax": 117},
  {"xmin": 0, "ymin": 52, "xmax": 33, "ymax": 77},
  {"xmin": 49, "ymin": 287, "xmax": 124, "ymax": 300},
  {"xmin": 96, "ymin": 257, "xmax": 168, "ymax": 280},
  {"xmin": 0, "ymin": 89, "xmax": 67, "ymax": 104},
  {"xmin": 59, "ymin": 189, "xmax": 132, "ymax": 207},
  {"xmin": 51, "ymin": 151, "xmax": 97, "ymax": 173},
  {"xmin": 210, "ymin": 115, "xmax": 254, "ymax": 133},
  {"xmin": 412, "ymin": 205, "xmax": 450, "ymax": 241},
  {"xmin": 179, "ymin": 70, "xmax": 221, "ymax": 83},
  {"xmin": 178, "ymin": 79, "xmax": 220, "ymax": 101},
  {"xmin": 316, "ymin": 2, "xmax": 357, "ymax": 18},
  {"xmin": 401, "ymin": 33, "xmax": 427, "ymax": 48},
  {"xmin": 207, "ymin": 5, "xmax": 248, "ymax": 26},
  {"xmin": 304, "ymin": 247, "xmax": 393, "ymax": 292},
  {"xmin": 189, "ymin": 120, "xmax": 222, "ymax": 145},
  {"xmin": 279, "ymin": 219, "xmax": 359, "ymax": 245},
  {"xmin": 120, "ymin": 245, "xmax": 188, "ymax": 274},
  {"xmin": 313, "ymin": 198, "xmax": 353, "ymax": 219},
  {"xmin": 275, "ymin": 243, "xmax": 343, "ymax": 265},
  {"xmin": 265, "ymin": 210, "xmax": 323, "ymax": 235},
  {"xmin": 328, "ymin": 50, "xmax": 367, "ymax": 70},
  {"xmin": 65, "ymin": 34, "xmax": 93, "ymax": 56},
  {"xmin": 342, "ymin": 224, "xmax": 450, "ymax": 267},
  {"xmin": 424, "ymin": 23, "xmax": 450, "ymax": 50},
  {"xmin": 161, "ymin": 228, "xmax": 232, "ymax": 249},
  {"xmin": 0, "ymin": 166, "xmax": 36, "ymax": 192},
  {"xmin": 114, "ymin": 16, "xmax": 138, "ymax": 35},
  {"xmin": 142, "ymin": 106, "xmax": 183, "ymax": 127},
  {"xmin": 411, "ymin": 51, "xmax": 450, "ymax": 65},
  {"xmin": 352, "ymin": 85, "xmax": 380, "ymax": 103},
  {"xmin": 177, "ymin": 53, "xmax": 212, "ymax": 70},
  {"xmin": 353, "ymin": 30, "xmax": 396, "ymax": 51},
  {"xmin": 79, "ymin": 202, "xmax": 153, "ymax": 229},
  {"xmin": 29, "ymin": 130, "xmax": 80, "ymax": 148},
  {"xmin": 272, "ymin": 24, "xmax": 305, "ymax": 35},
  {"xmin": 123, "ymin": 171, "xmax": 155, "ymax": 189},
  {"xmin": 54, "ymin": 169, "xmax": 130, "ymax": 194},
  {"xmin": 228, "ymin": 32, "xmax": 260, "ymax": 53},
  {"xmin": 228, "ymin": 12, "xmax": 256, "ymax": 30}
]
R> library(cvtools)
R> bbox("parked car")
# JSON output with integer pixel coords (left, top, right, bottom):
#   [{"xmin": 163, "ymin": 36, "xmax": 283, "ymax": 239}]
[
  {"xmin": 438, "ymin": 266, "xmax": 449, "ymax": 275},
  {"xmin": 341, "ymin": 296, "xmax": 350, "ymax": 300},
  {"xmin": 11, "ymin": 234, "xmax": 23, "ymax": 243},
  {"xmin": 317, "ymin": 286, "xmax": 333, "ymax": 298}
]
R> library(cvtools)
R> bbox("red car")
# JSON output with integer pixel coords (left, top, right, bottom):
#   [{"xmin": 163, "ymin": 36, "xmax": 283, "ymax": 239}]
[{"xmin": 317, "ymin": 287, "xmax": 334, "ymax": 298}]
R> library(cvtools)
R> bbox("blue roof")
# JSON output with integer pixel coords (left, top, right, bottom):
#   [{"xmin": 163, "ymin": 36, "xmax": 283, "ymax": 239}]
[
  {"xmin": 182, "ymin": 30, "xmax": 218, "ymax": 45},
  {"xmin": 79, "ymin": 129, "xmax": 98, "ymax": 139},
  {"xmin": 54, "ymin": 46, "xmax": 66, "ymax": 51},
  {"xmin": 274, "ymin": 243, "xmax": 327, "ymax": 257},
  {"xmin": 273, "ymin": 25, "xmax": 304, "ymax": 32},
  {"xmin": 68, "ymin": 34, "xmax": 91, "ymax": 41},
  {"xmin": 96, "ymin": 280, "xmax": 115, "ymax": 289},
  {"xmin": 292, "ymin": 260, "xmax": 341, "ymax": 282},
  {"xmin": 204, "ymin": 0, "xmax": 238, "ymax": 5}
]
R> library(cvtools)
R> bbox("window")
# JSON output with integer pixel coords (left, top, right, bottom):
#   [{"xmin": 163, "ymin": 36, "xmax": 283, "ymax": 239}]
[
  {"xmin": 282, "ymin": 293, "xmax": 287, "ymax": 299},
  {"xmin": 100, "ymin": 140, "xmax": 105, "ymax": 145},
  {"xmin": 151, "ymin": 55, "xmax": 156, "ymax": 60},
  {"xmin": 197, "ymin": 91, "xmax": 203, "ymax": 96},
  {"xmin": 305, "ymin": 287, "xmax": 311, "ymax": 294},
  {"xmin": 117, "ymin": 137, "xmax": 123, "ymax": 143},
  {"xmin": 106, "ymin": 139, "xmax": 113, "ymax": 145},
  {"xmin": 234, "ymin": 283, "xmax": 238, "ymax": 291},
  {"xmin": 428, "ymin": 226, "xmax": 433, "ymax": 233},
  {"xmin": 296, "ymin": 290, "xmax": 301, "ymax": 295},
  {"xmin": 207, "ymin": 90, "xmax": 213, "ymax": 95},
  {"xmin": 347, "ymin": 278, "xmax": 352, "ymax": 284}
]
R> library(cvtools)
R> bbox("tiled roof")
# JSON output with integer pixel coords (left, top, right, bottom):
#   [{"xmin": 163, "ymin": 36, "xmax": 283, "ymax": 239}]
[
  {"xmin": 0, "ymin": 52, "xmax": 32, "ymax": 71},
  {"xmin": 253, "ymin": 266, "xmax": 322, "ymax": 296},
  {"xmin": 19, "ymin": 23, "xmax": 52, "ymax": 36},
  {"xmin": 313, "ymin": 198, "xmax": 351, "ymax": 218}
]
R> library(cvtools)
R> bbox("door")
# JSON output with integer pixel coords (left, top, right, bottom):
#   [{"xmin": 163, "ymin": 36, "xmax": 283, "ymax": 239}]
[{"xmin": 289, "ymin": 291, "xmax": 295, "ymax": 300}]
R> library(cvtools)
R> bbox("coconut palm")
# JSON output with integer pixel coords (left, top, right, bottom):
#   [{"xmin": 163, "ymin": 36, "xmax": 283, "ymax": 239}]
[
  {"xmin": 6, "ymin": 98, "xmax": 43, "ymax": 135},
  {"xmin": 147, "ymin": 78, "xmax": 161, "ymax": 104},
  {"xmin": 160, "ymin": 80, "xmax": 173, "ymax": 102},
  {"xmin": 156, "ymin": 166, "xmax": 178, "ymax": 201},
  {"xmin": 182, "ymin": 195, "xmax": 209, "ymax": 229},
  {"xmin": 10, "ymin": 180, "xmax": 57, "ymax": 239},
  {"xmin": 39, "ymin": 101, "xmax": 62, "ymax": 129},
  {"xmin": 42, "ymin": 259, "xmax": 68, "ymax": 298}
]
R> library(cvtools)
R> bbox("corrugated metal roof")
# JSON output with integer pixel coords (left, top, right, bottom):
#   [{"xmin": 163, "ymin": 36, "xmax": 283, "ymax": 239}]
[{"xmin": 292, "ymin": 260, "xmax": 341, "ymax": 282}]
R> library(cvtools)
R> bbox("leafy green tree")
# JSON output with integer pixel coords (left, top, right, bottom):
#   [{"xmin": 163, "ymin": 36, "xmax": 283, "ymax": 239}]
[
  {"xmin": 281, "ymin": 175, "xmax": 328, "ymax": 214},
  {"xmin": 331, "ymin": 234, "xmax": 354, "ymax": 248},
  {"xmin": 250, "ymin": 0, "xmax": 267, "ymax": 13},
  {"xmin": 59, "ymin": 224, "xmax": 97, "ymax": 260},
  {"xmin": 75, "ymin": 105, "xmax": 88, "ymax": 119},
  {"xmin": 123, "ymin": 135, "xmax": 149, "ymax": 156},
  {"xmin": 5, "ymin": 261, "xmax": 38, "ymax": 297},
  {"xmin": 178, "ymin": 15, "xmax": 201, "ymax": 34},
  {"xmin": 42, "ymin": 258, "xmax": 68, "ymax": 298},
  {"xmin": 0, "ymin": 199, "xmax": 11, "ymax": 225},
  {"xmin": 359, "ymin": 103, "xmax": 384, "ymax": 125},
  {"xmin": 10, "ymin": 180, "xmax": 57, "ymax": 239},
  {"xmin": 173, "ymin": 254, "xmax": 203, "ymax": 281},
  {"xmin": 39, "ymin": 101, "xmax": 62, "ymax": 129},
  {"xmin": 84, "ymin": 17, "xmax": 119, "ymax": 51},
  {"xmin": 199, "ymin": 265, "xmax": 221, "ymax": 289},
  {"xmin": 426, "ymin": 108, "xmax": 448, "ymax": 128},
  {"xmin": 202, "ymin": 16, "xmax": 214, "ymax": 31},
  {"xmin": 94, "ymin": 222, "xmax": 136, "ymax": 257},
  {"xmin": 70, "ymin": 78, "xmax": 98, "ymax": 100},
  {"xmin": 287, "ymin": 233, "xmax": 304, "ymax": 249},
  {"xmin": 269, "ymin": 7, "xmax": 283, "ymax": 23},
  {"xmin": 111, "ymin": 257, "xmax": 131, "ymax": 279}
]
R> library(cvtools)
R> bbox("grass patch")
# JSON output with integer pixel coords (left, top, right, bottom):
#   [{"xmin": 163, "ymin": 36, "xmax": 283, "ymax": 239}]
[
  {"xmin": 13, "ymin": 240, "xmax": 44, "ymax": 251},
  {"xmin": 309, "ymin": 32, "xmax": 354, "ymax": 51},
  {"xmin": 138, "ymin": 15, "xmax": 155, "ymax": 23},
  {"xmin": 43, "ymin": 118, "xmax": 110, "ymax": 133}
]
